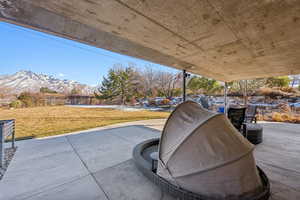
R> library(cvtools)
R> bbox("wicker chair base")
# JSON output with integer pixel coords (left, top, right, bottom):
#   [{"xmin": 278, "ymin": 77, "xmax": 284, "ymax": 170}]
[{"xmin": 133, "ymin": 138, "xmax": 270, "ymax": 200}]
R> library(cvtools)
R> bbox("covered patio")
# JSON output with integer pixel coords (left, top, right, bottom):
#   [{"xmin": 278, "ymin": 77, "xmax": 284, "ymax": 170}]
[
  {"xmin": 1, "ymin": 0, "xmax": 300, "ymax": 81},
  {"xmin": 0, "ymin": 119, "xmax": 299, "ymax": 200}
]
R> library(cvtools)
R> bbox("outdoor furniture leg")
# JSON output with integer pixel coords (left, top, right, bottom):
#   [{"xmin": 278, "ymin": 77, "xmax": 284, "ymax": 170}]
[
  {"xmin": 244, "ymin": 123, "xmax": 263, "ymax": 145},
  {"xmin": 242, "ymin": 123, "xmax": 248, "ymax": 138}
]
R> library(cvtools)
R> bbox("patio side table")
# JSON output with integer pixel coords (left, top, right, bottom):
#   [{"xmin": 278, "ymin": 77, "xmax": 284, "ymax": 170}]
[{"xmin": 243, "ymin": 123, "xmax": 263, "ymax": 145}]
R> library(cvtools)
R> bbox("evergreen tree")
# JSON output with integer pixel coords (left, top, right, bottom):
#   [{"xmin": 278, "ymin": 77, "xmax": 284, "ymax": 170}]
[
  {"xmin": 40, "ymin": 87, "xmax": 57, "ymax": 94},
  {"xmin": 95, "ymin": 67, "xmax": 138, "ymax": 104},
  {"xmin": 266, "ymin": 76, "xmax": 291, "ymax": 88},
  {"xmin": 71, "ymin": 88, "xmax": 80, "ymax": 95},
  {"xmin": 187, "ymin": 76, "xmax": 223, "ymax": 95}
]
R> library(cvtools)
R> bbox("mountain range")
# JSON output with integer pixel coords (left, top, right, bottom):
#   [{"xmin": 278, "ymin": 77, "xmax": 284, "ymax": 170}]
[{"xmin": 0, "ymin": 70, "xmax": 95, "ymax": 95}]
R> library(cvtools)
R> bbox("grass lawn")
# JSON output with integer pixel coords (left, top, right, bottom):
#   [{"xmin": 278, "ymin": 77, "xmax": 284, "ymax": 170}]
[{"xmin": 0, "ymin": 106, "xmax": 169, "ymax": 139}]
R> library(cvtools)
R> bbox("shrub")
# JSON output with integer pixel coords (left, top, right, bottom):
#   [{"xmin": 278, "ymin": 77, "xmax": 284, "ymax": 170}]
[
  {"xmin": 277, "ymin": 103, "xmax": 292, "ymax": 113},
  {"xmin": 280, "ymin": 113, "xmax": 291, "ymax": 121},
  {"xmin": 17, "ymin": 92, "xmax": 44, "ymax": 107},
  {"xmin": 280, "ymin": 87, "xmax": 295, "ymax": 93},
  {"xmin": 259, "ymin": 112, "xmax": 300, "ymax": 123},
  {"xmin": 40, "ymin": 87, "xmax": 57, "ymax": 94},
  {"xmin": 258, "ymin": 87, "xmax": 291, "ymax": 98},
  {"xmin": 18, "ymin": 92, "xmax": 35, "ymax": 107},
  {"xmin": 291, "ymin": 114, "xmax": 300, "ymax": 123},
  {"xmin": 161, "ymin": 99, "xmax": 170, "ymax": 105},
  {"xmin": 9, "ymin": 100, "xmax": 23, "ymax": 108},
  {"xmin": 272, "ymin": 112, "xmax": 282, "ymax": 122},
  {"xmin": 149, "ymin": 99, "xmax": 157, "ymax": 106},
  {"xmin": 266, "ymin": 76, "xmax": 291, "ymax": 88}
]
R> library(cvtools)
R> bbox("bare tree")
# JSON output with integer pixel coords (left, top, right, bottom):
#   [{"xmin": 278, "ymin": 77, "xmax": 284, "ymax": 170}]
[
  {"xmin": 137, "ymin": 65, "xmax": 182, "ymax": 99},
  {"xmin": 156, "ymin": 71, "xmax": 181, "ymax": 99},
  {"xmin": 139, "ymin": 65, "xmax": 158, "ymax": 97}
]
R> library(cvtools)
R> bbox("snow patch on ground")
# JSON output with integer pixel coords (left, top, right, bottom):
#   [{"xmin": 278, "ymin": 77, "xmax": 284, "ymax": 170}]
[{"xmin": 66, "ymin": 105, "xmax": 168, "ymax": 111}]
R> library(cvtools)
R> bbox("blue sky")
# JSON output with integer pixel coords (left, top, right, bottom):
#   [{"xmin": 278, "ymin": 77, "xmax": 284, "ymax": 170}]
[{"xmin": 0, "ymin": 22, "xmax": 178, "ymax": 86}]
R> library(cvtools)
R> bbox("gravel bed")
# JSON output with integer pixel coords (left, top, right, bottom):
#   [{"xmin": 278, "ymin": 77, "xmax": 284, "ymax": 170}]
[{"xmin": 0, "ymin": 147, "xmax": 17, "ymax": 180}]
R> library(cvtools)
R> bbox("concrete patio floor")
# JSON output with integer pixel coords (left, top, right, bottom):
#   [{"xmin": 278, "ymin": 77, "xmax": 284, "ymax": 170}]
[{"xmin": 0, "ymin": 119, "xmax": 299, "ymax": 200}]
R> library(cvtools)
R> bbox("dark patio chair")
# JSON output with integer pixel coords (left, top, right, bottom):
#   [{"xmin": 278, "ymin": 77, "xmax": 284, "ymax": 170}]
[
  {"xmin": 227, "ymin": 107, "xmax": 246, "ymax": 132},
  {"xmin": 245, "ymin": 105, "xmax": 257, "ymax": 123},
  {"xmin": 228, "ymin": 106, "xmax": 263, "ymax": 145}
]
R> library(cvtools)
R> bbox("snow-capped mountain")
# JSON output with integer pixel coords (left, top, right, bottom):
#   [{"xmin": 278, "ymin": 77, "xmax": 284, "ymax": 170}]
[{"xmin": 0, "ymin": 70, "xmax": 95, "ymax": 95}]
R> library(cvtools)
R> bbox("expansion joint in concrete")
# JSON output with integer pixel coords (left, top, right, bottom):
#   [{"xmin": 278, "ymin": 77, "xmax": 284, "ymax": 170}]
[{"xmin": 65, "ymin": 135, "xmax": 111, "ymax": 200}]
